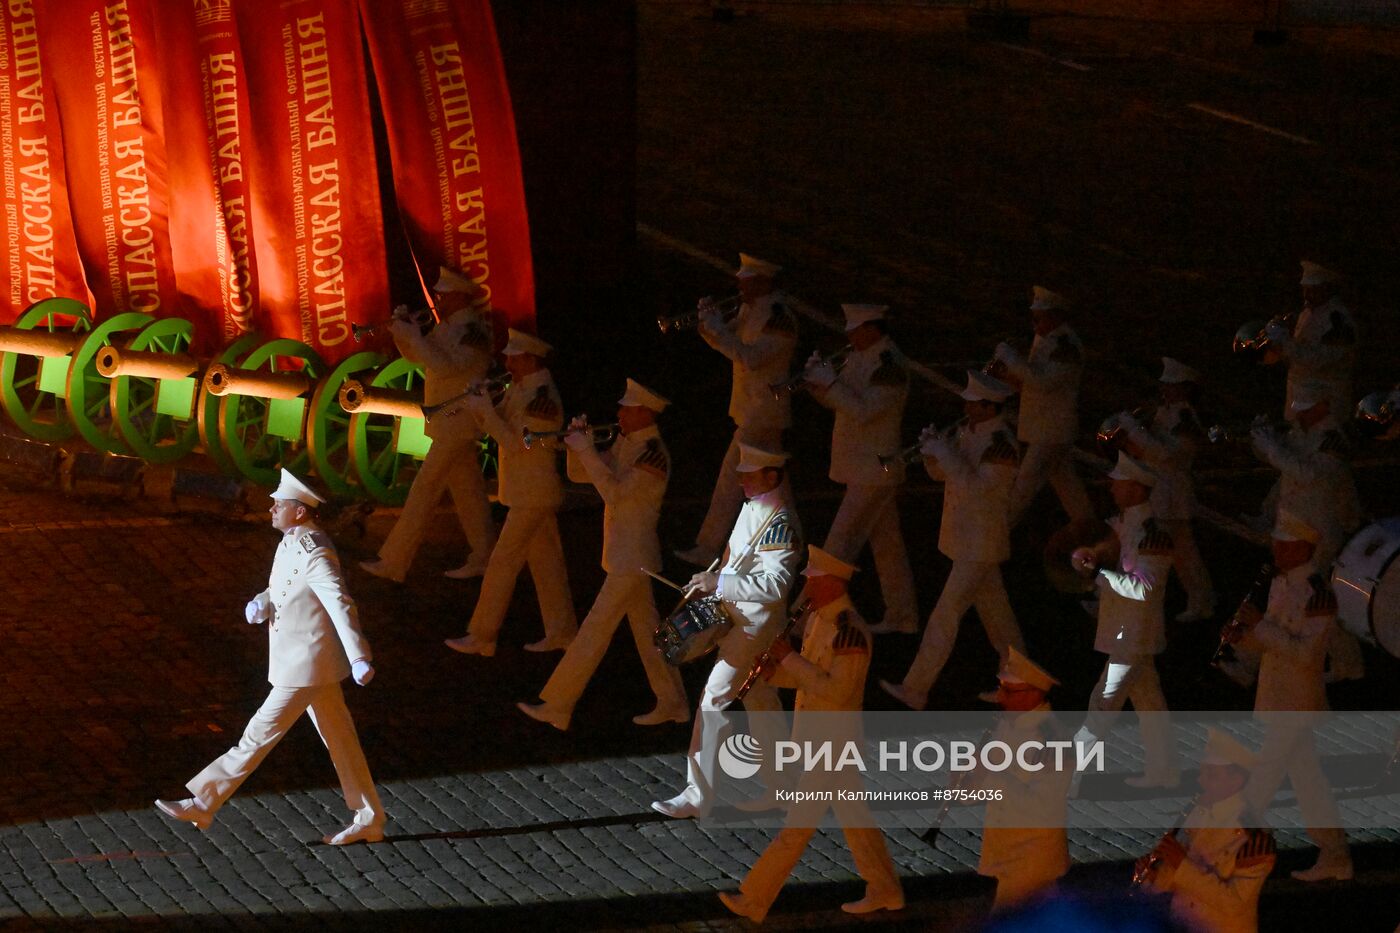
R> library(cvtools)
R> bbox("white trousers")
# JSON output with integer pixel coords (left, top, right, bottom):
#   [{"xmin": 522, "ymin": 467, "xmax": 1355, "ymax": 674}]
[
  {"xmin": 1009, "ymin": 442, "xmax": 1094, "ymax": 526},
  {"xmin": 188, "ymin": 682, "xmax": 383, "ymax": 825},
  {"xmin": 539, "ymin": 572, "xmax": 686, "ymax": 715},
  {"xmin": 1076, "ymin": 655, "xmax": 1178, "ymax": 782},
  {"xmin": 695, "ymin": 426, "xmax": 784, "ymax": 555},
  {"xmin": 467, "ymin": 506, "xmax": 576, "ymax": 643},
  {"xmin": 740, "ymin": 822, "xmax": 900, "ymax": 921},
  {"xmin": 902, "ymin": 560, "xmax": 1023, "ymax": 694},
  {"xmin": 1161, "ymin": 518, "xmax": 1215, "ymax": 613},
  {"xmin": 820, "ymin": 483, "xmax": 918, "ymax": 629},
  {"xmin": 1244, "ymin": 716, "xmax": 1348, "ymax": 860},
  {"xmin": 377, "ymin": 430, "xmax": 497, "ymax": 576}
]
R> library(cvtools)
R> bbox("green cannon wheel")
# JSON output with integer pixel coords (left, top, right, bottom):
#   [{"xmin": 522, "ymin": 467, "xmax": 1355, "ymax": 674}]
[
  {"xmin": 210, "ymin": 339, "xmax": 325, "ymax": 487},
  {"xmin": 194, "ymin": 333, "xmax": 263, "ymax": 476},
  {"xmin": 66, "ymin": 312, "xmax": 155, "ymax": 455},
  {"xmin": 107, "ymin": 318, "xmax": 201, "ymax": 463},
  {"xmin": 347, "ymin": 357, "xmax": 426, "ymax": 505},
  {"xmin": 0, "ymin": 299, "xmax": 92, "ymax": 443},
  {"xmin": 306, "ymin": 351, "xmax": 386, "ymax": 498}
]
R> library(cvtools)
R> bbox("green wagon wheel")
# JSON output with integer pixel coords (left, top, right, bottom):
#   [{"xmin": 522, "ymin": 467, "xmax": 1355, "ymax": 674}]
[
  {"xmin": 347, "ymin": 357, "xmax": 425, "ymax": 505},
  {"xmin": 306, "ymin": 351, "xmax": 386, "ymax": 498},
  {"xmin": 66, "ymin": 312, "xmax": 154, "ymax": 455},
  {"xmin": 107, "ymin": 318, "xmax": 200, "ymax": 463},
  {"xmin": 195, "ymin": 333, "xmax": 263, "ymax": 476},
  {"xmin": 214, "ymin": 339, "xmax": 325, "ymax": 487},
  {"xmin": 0, "ymin": 298, "xmax": 92, "ymax": 442}
]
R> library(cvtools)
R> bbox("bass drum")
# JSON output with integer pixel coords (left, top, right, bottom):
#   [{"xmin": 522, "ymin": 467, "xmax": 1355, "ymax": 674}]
[{"xmin": 1332, "ymin": 517, "xmax": 1400, "ymax": 659}]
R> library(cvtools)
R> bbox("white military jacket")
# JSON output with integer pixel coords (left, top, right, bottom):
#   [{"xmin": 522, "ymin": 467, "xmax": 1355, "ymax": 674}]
[
  {"xmin": 1283, "ymin": 295, "xmax": 1357, "ymax": 417},
  {"xmin": 1000, "ymin": 322, "xmax": 1083, "ymax": 444},
  {"xmin": 1128, "ymin": 403, "xmax": 1203, "ymax": 521},
  {"xmin": 972, "ymin": 704, "xmax": 1072, "ymax": 883},
  {"xmin": 1153, "ymin": 794, "xmax": 1276, "ymax": 933},
  {"xmin": 1252, "ymin": 417, "xmax": 1363, "ymax": 548},
  {"xmin": 814, "ymin": 336, "xmax": 908, "ymax": 486},
  {"xmin": 715, "ymin": 488, "xmax": 802, "ymax": 634},
  {"xmin": 477, "ymin": 369, "xmax": 564, "ymax": 509},
  {"xmin": 1094, "ymin": 502, "xmax": 1174, "ymax": 656},
  {"xmin": 253, "ymin": 523, "xmax": 372, "ymax": 688},
  {"xmin": 771, "ymin": 595, "xmax": 871, "ymax": 713},
  {"xmin": 699, "ymin": 293, "xmax": 796, "ymax": 436},
  {"xmin": 390, "ymin": 307, "xmax": 492, "ymax": 441},
  {"xmin": 923, "ymin": 415, "xmax": 1020, "ymax": 563},
  {"xmin": 1253, "ymin": 564, "xmax": 1333, "ymax": 713},
  {"xmin": 566, "ymin": 424, "xmax": 669, "ymax": 575}
]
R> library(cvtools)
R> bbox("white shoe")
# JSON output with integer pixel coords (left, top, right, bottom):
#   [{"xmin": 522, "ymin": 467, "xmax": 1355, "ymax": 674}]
[
  {"xmin": 1291, "ymin": 859, "xmax": 1354, "ymax": 882},
  {"xmin": 524, "ymin": 632, "xmax": 575, "ymax": 653},
  {"xmin": 517, "ymin": 701, "xmax": 570, "ymax": 731},
  {"xmin": 155, "ymin": 798, "xmax": 212, "ymax": 831},
  {"xmin": 879, "ymin": 679, "xmax": 928, "ymax": 711},
  {"xmin": 358, "ymin": 559, "xmax": 404, "ymax": 583},
  {"xmin": 651, "ymin": 795, "xmax": 701, "ymax": 819},
  {"xmin": 841, "ymin": 889, "xmax": 905, "ymax": 914},
  {"xmin": 717, "ymin": 891, "xmax": 765, "ymax": 922},
  {"xmin": 443, "ymin": 558, "xmax": 489, "ymax": 580},
  {"xmin": 444, "ymin": 634, "xmax": 496, "ymax": 657},
  {"xmin": 633, "ymin": 705, "xmax": 689, "ymax": 726},
  {"xmin": 673, "ymin": 545, "xmax": 716, "ymax": 566},
  {"xmin": 322, "ymin": 819, "xmax": 385, "ymax": 846}
]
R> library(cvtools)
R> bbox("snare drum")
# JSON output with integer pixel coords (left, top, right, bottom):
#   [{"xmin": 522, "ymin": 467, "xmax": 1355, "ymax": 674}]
[
  {"xmin": 654, "ymin": 595, "xmax": 735, "ymax": 665},
  {"xmin": 1332, "ymin": 517, "xmax": 1400, "ymax": 659}
]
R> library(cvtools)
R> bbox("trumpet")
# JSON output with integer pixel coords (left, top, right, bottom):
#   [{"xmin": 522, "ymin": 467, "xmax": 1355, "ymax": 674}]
[
  {"xmin": 769, "ymin": 345, "xmax": 852, "ymax": 399},
  {"xmin": 879, "ymin": 417, "xmax": 968, "ymax": 472},
  {"xmin": 729, "ymin": 597, "xmax": 814, "ymax": 707},
  {"xmin": 1355, "ymin": 388, "xmax": 1400, "ymax": 441},
  {"xmin": 522, "ymin": 421, "xmax": 619, "ymax": 450},
  {"xmin": 1205, "ymin": 414, "xmax": 1287, "ymax": 445},
  {"xmin": 981, "ymin": 338, "xmax": 1024, "ymax": 384},
  {"xmin": 420, "ymin": 373, "xmax": 512, "ymax": 420},
  {"xmin": 1211, "ymin": 561, "xmax": 1275, "ymax": 667},
  {"xmin": 352, "ymin": 305, "xmax": 428, "ymax": 342},
  {"xmin": 657, "ymin": 294, "xmax": 742, "ymax": 333},
  {"xmin": 1096, "ymin": 405, "xmax": 1155, "ymax": 455},
  {"xmin": 1232, "ymin": 311, "xmax": 1297, "ymax": 363}
]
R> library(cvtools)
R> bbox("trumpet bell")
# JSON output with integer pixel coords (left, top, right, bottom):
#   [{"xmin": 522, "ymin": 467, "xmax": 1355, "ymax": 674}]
[
  {"xmin": 1232, "ymin": 320, "xmax": 1271, "ymax": 362},
  {"xmin": 1355, "ymin": 391, "xmax": 1398, "ymax": 440}
]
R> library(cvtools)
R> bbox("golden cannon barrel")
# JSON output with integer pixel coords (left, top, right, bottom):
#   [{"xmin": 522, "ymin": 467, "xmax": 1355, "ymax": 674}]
[
  {"xmin": 0, "ymin": 327, "xmax": 87, "ymax": 358},
  {"xmin": 203, "ymin": 361, "xmax": 312, "ymax": 399},
  {"xmin": 95, "ymin": 346, "xmax": 199, "ymax": 380},
  {"xmin": 337, "ymin": 379, "xmax": 424, "ymax": 419}
]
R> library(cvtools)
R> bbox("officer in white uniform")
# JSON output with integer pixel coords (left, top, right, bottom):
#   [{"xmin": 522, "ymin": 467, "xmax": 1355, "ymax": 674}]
[
  {"xmin": 445, "ymin": 329, "xmax": 577, "ymax": 655},
  {"xmin": 972, "ymin": 648, "xmax": 1073, "ymax": 913},
  {"xmin": 516, "ymin": 380, "xmax": 687, "ymax": 730},
  {"xmin": 994, "ymin": 286, "xmax": 1093, "ymax": 525},
  {"xmin": 1235, "ymin": 510, "xmax": 1353, "ymax": 883},
  {"xmin": 156, "ymin": 470, "xmax": 384, "ymax": 846},
  {"xmin": 1267, "ymin": 261, "xmax": 1357, "ymax": 421},
  {"xmin": 675, "ymin": 255, "xmax": 797, "ymax": 566},
  {"xmin": 361, "ymin": 266, "xmax": 498, "ymax": 583},
  {"xmin": 1071, "ymin": 452, "xmax": 1179, "ymax": 789},
  {"xmin": 718, "ymin": 546, "xmax": 903, "ymax": 922},
  {"xmin": 1139, "ymin": 728, "xmax": 1276, "ymax": 933},
  {"xmin": 652, "ymin": 442, "xmax": 802, "ymax": 819},
  {"xmin": 881, "ymin": 370, "xmax": 1024, "ymax": 710},
  {"xmin": 802, "ymin": 303, "xmax": 917, "ymax": 634}
]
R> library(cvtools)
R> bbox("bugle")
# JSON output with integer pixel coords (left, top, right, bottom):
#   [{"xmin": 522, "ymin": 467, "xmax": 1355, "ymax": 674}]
[
  {"xmin": 1211, "ymin": 561, "xmax": 1275, "ymax": 667},
  {"xmin": 522, "ymin": 421, "xmax": 619, "ymax": 450},
  {"xmin": 729, "ymin": 598, "xmax": 814, "ymax": 707},
  {"xmin": 769, "ymin": 345, "xmax": 852, "ymax": 399},
  {"xmin": 352, "ymin": 305, "xmax": 426, "ymax": 343},
  {"xmin": 1096, "ymin": 405, "xmax": 1155, "ymax": 455},
  {"xmin": 981, "ymin": 337, "xmax": 1025, "ymax": 383},
  {"xmin": 1205, "ymin": 414, "xmax": 1287, "ymax": 445},
  {"xmin": 657, "ymin": 294, "xmax": 742, "ymax": 334},
  {"xmin": 420, "ymin": 373, "xmax": 512, "ymax": 420},
  {"xmin": 1355, "ymin": 388, "xmax": 1400, "ymax": 441},
  {"xmin": 1232, "ymin": 311, "xmax": 1297, "ymax": 363},
  {"xmin": 879, "ymin": 417, "xmax": 968, "ymax": 472}
]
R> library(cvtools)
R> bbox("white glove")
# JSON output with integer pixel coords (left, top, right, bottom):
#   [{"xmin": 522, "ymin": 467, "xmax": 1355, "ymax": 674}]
[
  {"xmin": 352, "ymin": 659, "xmax": 375, "ymax": 686},
  {"xmin": 245, "ymin": 596, "xmax": 268, "ymax": 625},
  {"xmin": 563, "ymin": 415, "xmax": 592, "ymax": 450},
  {"xmin": 464, "ymin": 391, "xmax": 492, "ymax": 416},
  {"xmin": 918, "ymin": 424, "xmax": 946, "ymax": 457},
  {"xmin": 697, "ymin": 303, "xmax": 722, "ymax": 331},
  {"xmin": 1264, "ymin": 320, "xmax": 1291, "ymax": 345},
  {"xmin": 1116, "ymin": 411, "xmax": 1140, "ymax": 433},
  {"xmin": 994, "ymin": 341, "xmax": 1017, "ymax": 363}
]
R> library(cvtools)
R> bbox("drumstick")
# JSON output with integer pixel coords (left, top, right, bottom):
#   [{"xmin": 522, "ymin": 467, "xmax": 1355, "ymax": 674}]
[
  {"xmin": 684, "ymin": 557, "xmax": 723, "ymax": 600},
  {"xmin": 641, "ymin": 568, "xmax": 687, "ymax": 593}
]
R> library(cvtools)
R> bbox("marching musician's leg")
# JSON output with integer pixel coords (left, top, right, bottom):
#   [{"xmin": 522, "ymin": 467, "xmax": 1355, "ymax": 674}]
[
  {"xmin": 443, "ymin": 440, "xmax": 498, "ymax": 578},
  {"xmin": 1007, "ymin": 442, "xmax": 1052, "ymax": 526},
  {"xmin": 970, "ymin": 563, "xmax": 1024, "ymax": 664},
  {"xmin": 888, "ymin": 561, "xmax": 983, "ymax": 706},
  {"xmin": 305, "ymin": 683, "xmax": 384, "ymax": 828},
  {"xmin": 1124, "ymin": 661, "xmax": 1178, "ymax": 787},
  {"xmin": 678, "ymin": 658, "xmax": 743, "ymax": 813},
  {"xmin": 367, "ymin": 435, "xmax": 463, "ymax": 581},
  {"xmin": 1167, "ymin": 518, "xmax": 1216, "ymax": 621},
  {"xmin": 534, "ymin": 572, "xmax": 632, "ymax": 722},
  {"xmin": 1286, "ymin": 733, "xmax": 1352, "ymax": 879},
  {"xmin": 186, "ymin": 686, "xmax": 314, "ymax": 815},
  {"xmin": 730, "ymin": 826, "xmax": 818, "ymax": 921},
  {"xmin": 865, "ymin": 490, "xmax": 919, "ymax": 634},
  {"xmin": 841, "ymin": 827, "xmax": 904, "ymax": 913},
  {"xmin": 622, "ymin": 578, "xmax": 688, "ymax": 721},
  {"xmin": 1045, "ymin": 443, "xmax": 1094, "ymax": 524},
  {"xmin": 458, "ymin": 507, "xmax": 540, "ymax": 650},
  {"xmin": 523, "ymin": 511, "xmax": 578, "ymax": 648},
  {"xmin": 684, "ymin": 434, "xmax": 744, "ymax": 564}
]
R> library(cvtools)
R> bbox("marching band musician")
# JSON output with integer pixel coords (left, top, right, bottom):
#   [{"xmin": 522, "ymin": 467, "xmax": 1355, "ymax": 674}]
[
  {"xmin": 652, "ymin": 443, "xmax": 802, "ymax": 819},
  {"xmin": 444, "ymin": 329, "xmax": 578, "ymax": 656},
  {"xmin": 1235, "ymin": 510, "xmax": 1353, "ymax": 883},
  {"xmin": 1070, "ymin": 452, "xmax": 1180, "ymax": 790},
  {"xmin": 360, "ymin": 267, "xmax": 498, "ymax": 583},
  {"xmin": 674, "ymin": 255, "xmax": 798, "ymax": 567},
  {"xmin": 881, "ymin": 370, "xmax": 1025, "ymax": 709},
  {"xmin": 993, "ymin": 286, "xmax": 1094, "ymax": 526},
  {"xmin": 516, "ymin": 380, "xmax": 688, "ymax": 731},
  {"xmin": 1268, "ymin": 261, "xmax": 1357, "ymax": 422},
  {"xmin": 802, "ymin": 303, "xmax": 918, "ymax": 635},
  {"xmin": 1137, "ymin": 728, "xmax": 1276, "ymax": 933},
  {"xmin": 717, "ymin": 546, "xmax": 904, "ymax": 922}
]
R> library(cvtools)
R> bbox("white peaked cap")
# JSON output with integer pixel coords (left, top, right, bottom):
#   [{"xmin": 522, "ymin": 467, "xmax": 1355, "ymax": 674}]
[
  {"xmin": 503, "ymin": 328, "xmax": 552, "ymax": 357},
  {"xmin": 961, "ymin": 369, "xmax": 1014, "ymax": 402},
  {"xmin": 434, "ymin": 266, "xmax": 477, "ymax": 294},
  {"xmin": 1273, "ymin": 508, "xmax": 1321, "ymax": 544},
  {"xmin": 841, "ymin": 303, "xmax": 888, "ymax": 332},
  {"xmin": 736, "ymin": 442, "xmax": 789, "ymax": 472},
  {"xmin": 1202, "ymin": 727, "xmax": 1257, "ymax": 770},
  {"xmin": 1159, "ymin": 357, "xmax": 1201, "ymax": 384},
  {"xmin": 801, "ymin": 545, "xmax": 857, "ymax": 580},
  {"xmin": 736, "ymin": 253, "xmax": 781, "ymax": 279},
  {"xmin": 1299, "ymin": 261, "xmax": 1340, "ymax": 286},
  {"xmin": 1108, "ymin": 451, "xmax": 1159, "ymax": 487},
  {"xmin": 998, "ymin": 646, "xmax": 1058, "ymax": 691},
  {"xmin": 272, "ymin": 469, "xmax": 325, "ymax": 506},
  {"xmin": 618, "ymin": 378, "xmax": 670, "ymax": 413},
  {"xmin": 1290, "ymin": 380, "xmax": 1329, "ymax": 412},
  {"xmin": 1030, "ymin": 285, "xmax": 1068, "ymax": 311}
]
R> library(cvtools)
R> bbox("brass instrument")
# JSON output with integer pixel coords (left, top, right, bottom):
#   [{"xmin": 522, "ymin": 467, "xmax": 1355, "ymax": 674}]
[
  {"xmin": 1232, "ymin": 311, "xmax": 1298, "ymax": 363},
  {"xmin": 1205, "ymin": 414, "xmax": 1286, "ymax": 445},
  {"xmin": 769, "ymin": 345, "xmax": 853, "ymax": 399},
  {"xmin": 522, "ymin": 421, "xmax": 619, "ymax": 450},
  {"xmin": 729, "ymin": 598, "xmax": 814, "ymax": 707},
  {"xmin": 981, "ymin": 337, "xmax": 1024, "ymax": 383},
  {"xmin": 921, "ymin": 725, "xmax": 995, "ymax": 847},
  {"xmin": 1355, "ymin": 389, "xmax": 1400, "ymax": 441},
  {"xmin": 1096, "ymin": 405, "xmax": 1156, "ymax": 456},
  {"xmin": 657, "ymin": 294, "xmax": 742, "ymax": 334},
  {"xmin": 1211, "ymin": 562, "xmax": 1276, "ymax": 667},
  {"xmin": 420, "ymin": 373, "xmax": 512, "ymax": 420},
  {"xmin": 1131, "ymin": 793, "xmax": 1202, "ymax": 892},
  {"xmin": 879, "ymin": 417, "xmax": 968, "ymax": 472},
  {"xmin": 352, "ymin": 305, "xmax": 427, "ymax": 342}
]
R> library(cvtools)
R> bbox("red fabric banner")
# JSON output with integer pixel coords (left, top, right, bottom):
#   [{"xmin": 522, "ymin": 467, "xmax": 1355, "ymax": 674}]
[
  {"xmin": 153, "ymin": 0, "xmax": 259, "ymax": 353},
  {"xmin": 234, "ymin": 0, "xmax": 387, "ymax": 363},
  {"xmin": 36, "ymin": 0, "xmax": 181, "ymax": 321},
  {"xmin": 0, "ymin": 0, "xmax": 87, "ymax": 321},
  {"xmin": 359, "ymin": 0, "xmax": 535, "ymax": 330}
]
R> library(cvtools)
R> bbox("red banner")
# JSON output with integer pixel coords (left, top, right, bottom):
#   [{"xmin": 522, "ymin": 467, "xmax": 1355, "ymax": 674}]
[
  {"xmin": 37, "ymin": 0, "xmax": 181, "ymax": 321},
  {"xmin": 234, "ymin": 0, "xmax": 386, "ymax": 363},
  {"xmin": 359, "ymin": 0, "xmax": 534, "ymax": 330},
  {"xmin": 153, "ymin": 0, "xmax": 259, "ymax": 353}
]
